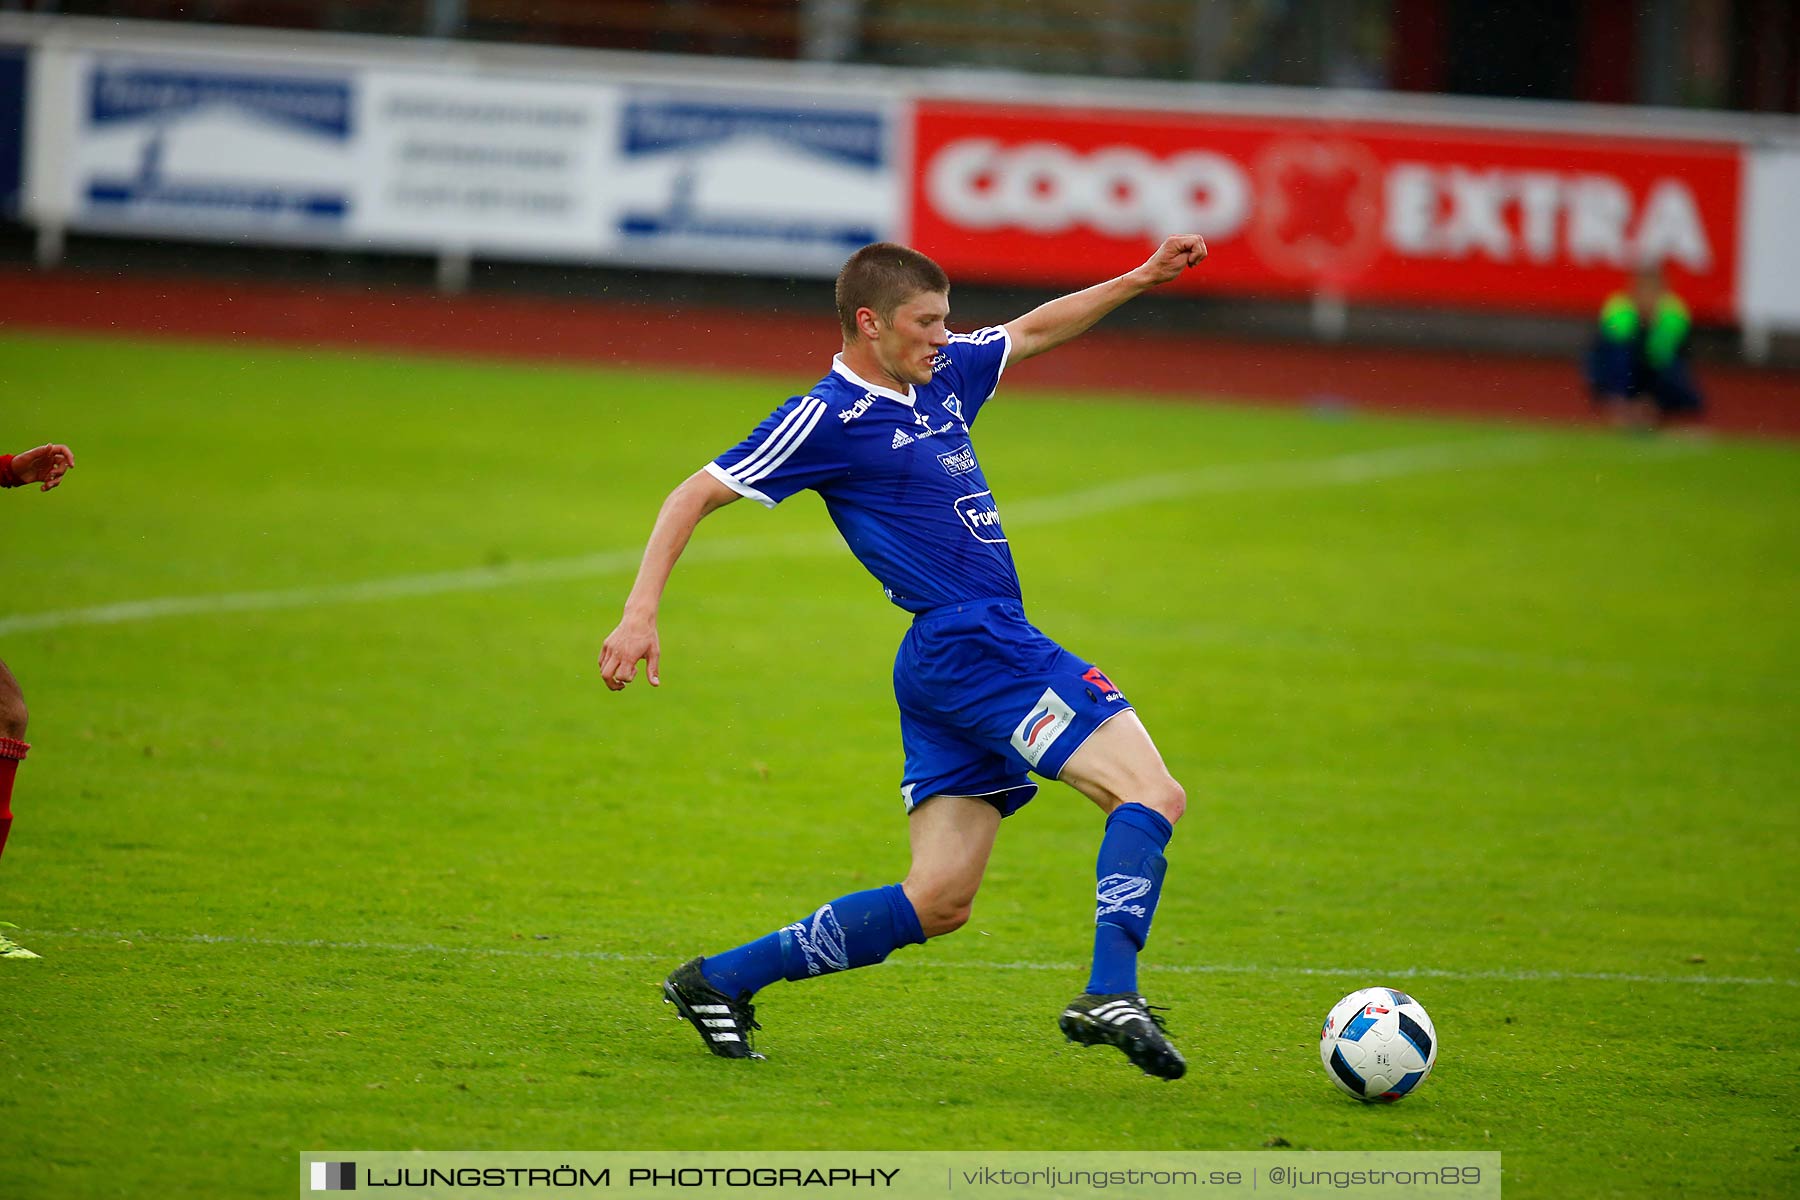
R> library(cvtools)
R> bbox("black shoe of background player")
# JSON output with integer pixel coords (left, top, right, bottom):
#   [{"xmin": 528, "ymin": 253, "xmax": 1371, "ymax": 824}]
[
  {"xmin": 1059, "ymin": 992, "xmax": 1187, "ymax": 1080},
  {"xmin": 663, "ymin": 957, "xmax": 765, "ymax": 1060}
]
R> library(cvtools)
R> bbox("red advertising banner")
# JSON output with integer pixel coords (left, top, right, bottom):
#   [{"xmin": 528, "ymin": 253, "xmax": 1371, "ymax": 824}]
[{"xmin": 908, "ymin": 101, "xmax": 1742, "ymax": 323}]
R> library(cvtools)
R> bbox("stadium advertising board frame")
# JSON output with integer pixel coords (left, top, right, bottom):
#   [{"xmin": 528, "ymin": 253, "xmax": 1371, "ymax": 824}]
[{"xmin": 907, "ymin": 100, "xmax": 1743, "ymax": 323}]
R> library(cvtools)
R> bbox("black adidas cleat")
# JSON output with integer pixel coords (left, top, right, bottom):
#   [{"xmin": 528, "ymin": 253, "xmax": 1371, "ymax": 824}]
[
  {"xmin": 1059, "ymin": 992, "xmax": 1187, "ymax": 1080},
  {"xmin": 663, "ymin": 957, "xmax": 765, "ymax": 1060}
]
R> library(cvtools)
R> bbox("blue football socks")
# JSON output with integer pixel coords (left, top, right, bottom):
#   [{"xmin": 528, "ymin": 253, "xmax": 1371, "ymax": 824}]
[
  {"xmin": 1086, "ymin": 802, "xmax": 1173, "ymax": 995},
  {"xmin": 699, "ymin": 882, "xmax": 926, "ymax": 998}
]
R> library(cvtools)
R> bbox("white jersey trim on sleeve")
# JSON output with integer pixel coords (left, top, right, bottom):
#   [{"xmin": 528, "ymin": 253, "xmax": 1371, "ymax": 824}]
[
  {"xmin": 703, "ymin": 461, "xmax": 775, "ymax": 509},
  {"xmin": 727, "ymin": 396, "xmax": 827, "ymax": 489},
  {"xmin": 949, "ymin": 325, "xmax": 1012, "ymax": 399}
]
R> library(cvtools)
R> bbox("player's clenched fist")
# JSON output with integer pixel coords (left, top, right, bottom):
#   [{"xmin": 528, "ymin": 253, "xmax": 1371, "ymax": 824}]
[{"xmin": 1137, "ymin": 235, "xmax": 1207, "ymax": 286}]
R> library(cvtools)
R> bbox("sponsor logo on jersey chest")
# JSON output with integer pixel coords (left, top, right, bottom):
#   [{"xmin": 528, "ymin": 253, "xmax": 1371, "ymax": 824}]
[
  {"xmin": 910, "ymin": 410, "xmax": 956, "ymax": 438},
  {"xmin": 954, "ymin": 490, "xmax": 1007, "ymax": 543},
  {"xmin": 937, "ymin": 443, "xmax": 977, "ymax": 476}
]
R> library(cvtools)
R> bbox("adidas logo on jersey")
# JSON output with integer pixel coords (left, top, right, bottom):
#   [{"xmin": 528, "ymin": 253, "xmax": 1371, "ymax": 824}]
[{"xmin": 890, "ymin": 428, "xmax": 915, "ymax": 449}]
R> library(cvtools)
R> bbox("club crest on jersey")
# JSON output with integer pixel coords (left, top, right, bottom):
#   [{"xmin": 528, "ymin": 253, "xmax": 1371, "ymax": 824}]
[
  {"xmin": 943, "ymin": 394, "xmax": 964, "ymax": 422},
  {"xmin": 954, "ymin": 490, "xmax": 1007, "ymax": 543},
  {"xmin": 936, "ymin": 443, "xmax": 977, "ymax": 476},
  {"xmin": 1011, "ymin": 687, "xmax": 1075, "ymax": 767},
  {"xmin": 890, "ymin": 428, "xmax": 914, "ymax": 449},
  {"xmin": 838, "ymin": 394, "xmax": 879, "ymax": 423}
]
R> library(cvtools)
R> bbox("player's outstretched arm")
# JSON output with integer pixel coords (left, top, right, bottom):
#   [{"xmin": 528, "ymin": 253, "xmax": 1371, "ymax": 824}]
[
  {"xmin": 1002, "ymin": 235, "xmax": 1206, "ymax": 366},
  {"xmin": 598, "ymin": 469, "xmax": 740, "ymax": 691},
  {"xmin": 1, "ymin": 443, "xmax": 75, "ymax": 492}
]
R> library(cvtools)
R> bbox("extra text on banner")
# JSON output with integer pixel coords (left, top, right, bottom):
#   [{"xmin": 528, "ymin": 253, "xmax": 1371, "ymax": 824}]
[{"xmin": 907, "ymin": 100, "xmax": 1741, "ymax": 322}]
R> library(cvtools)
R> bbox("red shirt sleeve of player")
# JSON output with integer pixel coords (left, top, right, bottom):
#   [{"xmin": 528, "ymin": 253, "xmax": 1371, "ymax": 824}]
[{"xmin": 0, "ymin": 454, "xmax": 19, "ymax": 488}]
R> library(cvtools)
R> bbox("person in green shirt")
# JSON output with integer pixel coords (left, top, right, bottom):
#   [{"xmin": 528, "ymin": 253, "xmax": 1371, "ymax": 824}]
[{"xmin": 1587, "ymin": 264, "xmax": 1705, "ymax": 429}]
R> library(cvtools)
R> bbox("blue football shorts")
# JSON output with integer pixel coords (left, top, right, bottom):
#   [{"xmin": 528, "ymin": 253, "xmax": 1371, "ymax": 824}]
[{"xmin": 892, "ymin": 597, "xmax": 1134, "ymax": 817}]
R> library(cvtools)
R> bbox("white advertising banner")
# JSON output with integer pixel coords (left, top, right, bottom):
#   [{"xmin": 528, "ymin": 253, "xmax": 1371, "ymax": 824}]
[
  {"xmin": 1740, "ymin": 146, "xmax": 1800, "ymax": 329},
  {"xmin": 353, "ymin": 71, "xmax": 616, "ymax": 254},
  {"xmin": 58, "ymin": 52, "xmax": 359, "ymax": 240},
  {"xmin": 604, "ymin": 89, "xmax": 900, "ymax": 276},
  {"xmin": 39, "ymin": 50, "xmax": 902, "ymax": 277}
]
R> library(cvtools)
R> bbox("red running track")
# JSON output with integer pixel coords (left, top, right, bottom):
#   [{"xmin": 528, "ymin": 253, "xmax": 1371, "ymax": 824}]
[{"xmin": 3, "ymin": 267, "xmax": 1796, "ymax": 437}]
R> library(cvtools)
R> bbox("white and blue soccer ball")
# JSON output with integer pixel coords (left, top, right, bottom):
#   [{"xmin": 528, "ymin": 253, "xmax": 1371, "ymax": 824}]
[{"xmin": 1319, "ymin": 987, "xmax": 1438, "ymax": 1102}]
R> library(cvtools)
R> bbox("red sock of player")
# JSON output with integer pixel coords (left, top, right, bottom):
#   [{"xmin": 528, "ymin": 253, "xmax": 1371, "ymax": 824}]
[{"xmin": 0, "ymin": 737, "xmax": 27, "ymax": 862}]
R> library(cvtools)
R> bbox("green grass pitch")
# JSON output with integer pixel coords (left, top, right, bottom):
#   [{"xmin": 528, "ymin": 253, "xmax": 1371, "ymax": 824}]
[{"xmin": 2, "ymin": 329, "xmax": 1796, "ymax": 1198}]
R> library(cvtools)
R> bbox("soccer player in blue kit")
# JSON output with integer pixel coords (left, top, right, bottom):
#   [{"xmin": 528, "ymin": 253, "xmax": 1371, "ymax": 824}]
[{"xmin": 599, "ymin": 235, "xmax": 1207, "ymax": 1079}]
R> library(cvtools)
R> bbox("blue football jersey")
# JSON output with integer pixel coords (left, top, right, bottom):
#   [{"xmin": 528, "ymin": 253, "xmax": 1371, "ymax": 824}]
[{"xmin": 705, "ymin": 326, "xmax": 1017, "ymax": 612}]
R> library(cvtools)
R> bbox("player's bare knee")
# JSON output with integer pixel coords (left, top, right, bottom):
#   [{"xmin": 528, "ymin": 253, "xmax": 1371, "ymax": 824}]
[
  {"xmin": 1141, "ymin": 777, "xmax": 1186, "ymax": 825},
  {"xmin": 0, "ymin": 685, "xmax": 26, "ymax": 740},
  {"xmin": 906, "ymin": 879, "xmax": 976, "ymax": 938},
  {"xmin": 920, "ymin": 899, "xmax": 972, "ymax": 939}
]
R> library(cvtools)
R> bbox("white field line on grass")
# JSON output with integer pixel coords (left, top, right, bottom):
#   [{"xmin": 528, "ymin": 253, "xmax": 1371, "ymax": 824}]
[
  {"xmin": 0, "ymin": 435, "xmax": 1603, "ymax": 637},
  {"xmin": 21, "ymin": 927, "xmax": 1793, "ymax": 989}
]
